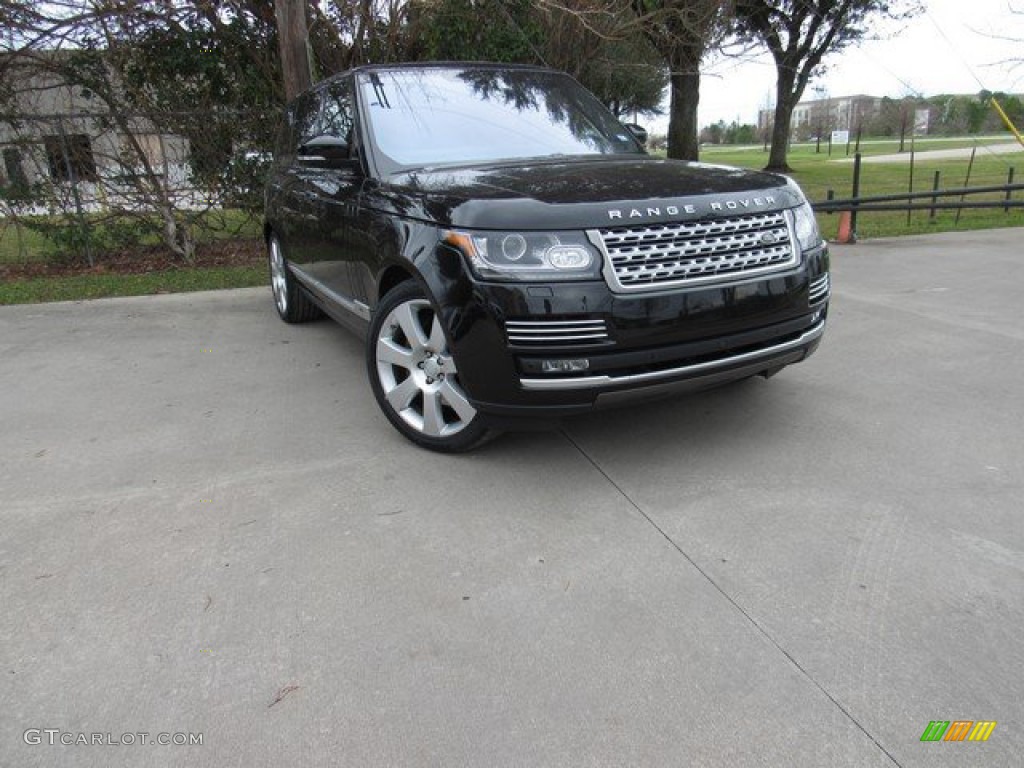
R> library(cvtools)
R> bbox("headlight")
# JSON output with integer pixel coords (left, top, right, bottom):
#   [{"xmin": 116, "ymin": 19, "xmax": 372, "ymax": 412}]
[
  {"xmin": 443, "ymin": 230, "xmax": 602, "ymax": 281},
  {"xmin": 792, "ymin": 200, "xmax": 822, "ymax": 251},
  {"xmin": 785, "ymin": 177, "xmax": 822, "ymax": 251}
]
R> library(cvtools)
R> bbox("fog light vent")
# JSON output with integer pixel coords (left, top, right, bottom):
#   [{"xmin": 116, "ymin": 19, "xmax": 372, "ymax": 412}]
[
  {"xmin": 506, "ymin": 319, "xmax": 609, "ymax": 345},
  {"xmin": 540, "ymin": 359, "xmax": 590, "ymax": 373},
  {"xmin": 808, "ymin": 273, "xmax": 830, "ymax": 305}
]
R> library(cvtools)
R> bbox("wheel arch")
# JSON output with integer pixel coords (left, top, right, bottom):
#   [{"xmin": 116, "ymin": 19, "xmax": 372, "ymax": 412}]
[{"xmin": 377, "ymin": 263, "xmax": 416, "ymax": 303}]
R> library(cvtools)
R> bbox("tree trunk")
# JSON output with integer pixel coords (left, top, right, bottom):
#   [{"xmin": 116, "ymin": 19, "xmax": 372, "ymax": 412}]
[
  {"xmin": 766, "ymin": 69, "xmax": 798, "ymax": 172},
  {"xmin": 161, "ymin": 210, "xmax": 196, "ymax": 262},
  {"xmin": 275, "ymin": 0, "xmax": 311, "ymax": 101},
  {"xmin": 667, "ymin": 59, "xmax": 700, "ymax": 161}
]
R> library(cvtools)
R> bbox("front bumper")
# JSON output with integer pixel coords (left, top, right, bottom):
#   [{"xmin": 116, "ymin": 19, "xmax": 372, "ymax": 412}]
[
  {"xmin": 519, "ymin": 320, "xmax": 824, "ymax": 391},
  {"xmin": 439, "ymin": 245, "xmax": 829, "ymax": 417}
]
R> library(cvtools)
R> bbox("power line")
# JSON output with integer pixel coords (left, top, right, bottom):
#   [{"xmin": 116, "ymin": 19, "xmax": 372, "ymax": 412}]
[
  {"xmin": 854, "ymin": 47, "xmax": 923, "ymax": 98},
  {"xmin": 925, "ymin": 9, "xmax": 989, "ymax": 92}
]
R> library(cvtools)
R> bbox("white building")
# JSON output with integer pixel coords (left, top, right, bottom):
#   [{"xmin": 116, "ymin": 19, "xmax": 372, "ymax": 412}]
[
  {"xmin": 759, "ymin": 94, "xmax": 882, "ymax": 139},
  {"xmin": 0, "ymin": 54, "xmax": 193, "ymax": 210}
]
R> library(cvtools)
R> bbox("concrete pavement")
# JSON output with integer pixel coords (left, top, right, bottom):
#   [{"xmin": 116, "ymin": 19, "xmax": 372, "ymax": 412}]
[{"xmin": 2, "ymin": 227, "xmax": 1023, "ymax": 766}]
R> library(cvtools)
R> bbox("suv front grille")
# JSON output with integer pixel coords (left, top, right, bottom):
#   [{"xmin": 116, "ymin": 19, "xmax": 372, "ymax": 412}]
[
  {"xmin": 594, "ymin": 211, "xmax": 797, "ymax": 292},
  {"xmin": 506, "ymin": 319, "xmax": 609, "ymax": 346}
]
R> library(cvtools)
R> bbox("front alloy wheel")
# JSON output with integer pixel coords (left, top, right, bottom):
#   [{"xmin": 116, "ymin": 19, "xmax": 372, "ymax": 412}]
[{"xmin": 368, "ymin": 282, "xmax": 490, "ymax": 451}]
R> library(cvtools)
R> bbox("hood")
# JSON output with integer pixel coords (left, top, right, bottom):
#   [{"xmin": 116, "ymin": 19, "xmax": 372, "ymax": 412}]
[{"xmin": 363, "ymin": 156, "xmax": 802, "ymax": 230}]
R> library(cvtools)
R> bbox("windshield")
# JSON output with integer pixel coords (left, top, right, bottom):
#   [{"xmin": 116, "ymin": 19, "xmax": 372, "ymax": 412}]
[{"xmin": 357, "ymin": 67, "xmax": 643, "ymax": 173}]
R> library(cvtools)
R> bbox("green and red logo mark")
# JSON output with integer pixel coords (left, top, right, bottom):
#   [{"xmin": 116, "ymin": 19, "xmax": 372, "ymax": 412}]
[{"xmin": 920, "ymin": 720, "xmax": 997, "ymax": 742}]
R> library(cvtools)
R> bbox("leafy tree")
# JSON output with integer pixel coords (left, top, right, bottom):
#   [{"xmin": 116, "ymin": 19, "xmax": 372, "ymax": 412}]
[
  {"xmin": 728, "ymin": 121, "xmax": 757, "ymax": 144},
  {"xmin": 414, "ymin": 0, "xmax": 543, "ymax": 63},
  {"xmin": 1001, "ymin": 95, "xmax": 1023, "ymax": 123},
  {"xmin": 701, "ymin": 121, "xmax": 726, "ymax": 144},
  {"xmin": 113, "ymin": 14, "xmax": 281, "ymax": 197},
  {"xmin": 582, "ymin": 39, "xmax": 667, "ymax": 120},
  {"xmin": 734, "ymin": 0, "xmax": 921, "ymax": 171},
  {"xmin": 700, "ymin": 119, "xmax": 758, "ymax": 145},
  {"xmin": 414, "ymin": 0, "xmax": 666, "ymax": 119},
  {"xmin": 965, "ymin": 97, "xmax": 990, "ymax": 134},
  {"xmin": 0, "ymin": 0, "xmax": 283, "ymax": 260},
  {"xmin": 536, "ymin": 3, "xmax": 667, "ymax": 119}
]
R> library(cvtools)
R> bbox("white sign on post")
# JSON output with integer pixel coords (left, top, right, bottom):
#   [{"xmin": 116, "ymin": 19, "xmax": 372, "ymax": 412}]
[
  {"xmin": 831, "ymin": 130, "xmax": 850, "ymax": 145},
  {"xmin": 914, "ymin": 109, "xmax": 930, "ymax": 136}
]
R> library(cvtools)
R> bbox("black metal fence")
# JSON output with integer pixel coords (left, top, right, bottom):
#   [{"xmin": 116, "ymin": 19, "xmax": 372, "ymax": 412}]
[
  {"xmin": 816, "ymin": 182, "xmax": 1024, "ymax": 212},
  {"xmin": 811, "ymin": 149, "xmax": 1022, "ymax": 242}
]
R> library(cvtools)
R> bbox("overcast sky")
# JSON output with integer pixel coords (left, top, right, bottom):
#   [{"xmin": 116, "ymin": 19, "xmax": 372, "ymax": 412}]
[{"xmin": 650, "ymin": 0, "xmax": 1023, "ymax": 132}]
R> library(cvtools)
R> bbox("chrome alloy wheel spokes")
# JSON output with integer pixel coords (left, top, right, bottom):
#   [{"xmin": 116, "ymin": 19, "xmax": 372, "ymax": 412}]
[
  {"xmin": 375, "ymin": 299, "xmax": 476, "ymax": 437},
  {"xmin": 269, "ymin": 239, "xmax": 288, "ymax": 315}
]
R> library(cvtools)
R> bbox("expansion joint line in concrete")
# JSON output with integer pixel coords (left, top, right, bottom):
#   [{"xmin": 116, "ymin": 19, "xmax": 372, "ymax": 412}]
[{"xmin": 560, "ymin": 428, "xmax": 904, "ymax": 768}]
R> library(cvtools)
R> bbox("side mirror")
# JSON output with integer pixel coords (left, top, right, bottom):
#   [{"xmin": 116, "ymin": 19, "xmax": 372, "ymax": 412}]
[
  {"xmin": 625, "ymin": 123, "xmax": 648, "ymax": 147},
  {"xmin": 297, "ymin": 135, "xmax": 351, "ymax": 165}
]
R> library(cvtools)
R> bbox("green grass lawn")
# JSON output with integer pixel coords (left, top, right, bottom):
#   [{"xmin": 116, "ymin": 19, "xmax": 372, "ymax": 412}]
[
  {"xmin": 0, "ymin": 265, "xmax": 266, "ymax": 305},
  {"xmin": 700, "ymin": 136, "xmax": 1023, "ymax": 239},
  {"xmin": 0, "ymin": 219, "xmax": 55, "ymax": 264},
  {"xmin": 0, "ymin": 209, "xmax": 267, "ymax": 304},
  {"xmin": 0, "ymin": 208, "xmax": 262, "ymax": 266}
]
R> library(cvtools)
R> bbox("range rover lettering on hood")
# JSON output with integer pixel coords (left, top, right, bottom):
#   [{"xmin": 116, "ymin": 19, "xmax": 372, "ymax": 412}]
[{"xmin": 608, "ymin": 195, "xmax": 777, "ymax": 221}]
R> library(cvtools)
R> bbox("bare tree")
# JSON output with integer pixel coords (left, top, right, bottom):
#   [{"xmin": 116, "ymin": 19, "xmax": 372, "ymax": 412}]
[
  {"xmin": 532, "ymin": 0, "xmax": 728, "ymax": 160},
  {"xmin": 631, "ymin": 1, "xmax": 729, "ymax": 161},
  {"xmin": 982, "ymin": 2, "xmax": 1023, "ymax": 72},
  {"xmin": 734, "ymin": 0, "xmax": 921, "ymax": 171},
  {"xmin": 1, "ymin": 0, "xmax": 281, "ymax": 262}
]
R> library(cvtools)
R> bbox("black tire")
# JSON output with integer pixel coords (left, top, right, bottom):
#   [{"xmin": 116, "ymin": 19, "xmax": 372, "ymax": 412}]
[
  {"xmin": 268, "ymin": 234, "xmax": 322, "ymax": 323},
  {"xmin": 367, "ymin": 281, "xmax": 494, "ymax": 452}
]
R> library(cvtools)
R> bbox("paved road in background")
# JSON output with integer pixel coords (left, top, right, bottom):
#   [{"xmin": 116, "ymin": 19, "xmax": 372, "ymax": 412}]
[
  {"xmin": 2, "ymin": 228, "xmax": 1023, "ymax": 767},
  {"xmin": 839, "ymin": 141, "xmax": 1023, "ymax": 163}
]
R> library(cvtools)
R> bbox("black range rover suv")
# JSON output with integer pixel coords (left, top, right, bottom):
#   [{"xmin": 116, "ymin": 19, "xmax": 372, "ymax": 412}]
[{"xmin": 265, "ymin": 63, "xmax": 829, "ymax": 451}]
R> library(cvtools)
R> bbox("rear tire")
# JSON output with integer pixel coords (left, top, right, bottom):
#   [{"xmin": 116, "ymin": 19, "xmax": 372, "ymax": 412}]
[
  {"xmin": 268, "ymin": 235, "xmax": 322, "ymax": 323},
  {"xmin": 367, "ymin": 281, "xmax": 493, "ymax": 452}
]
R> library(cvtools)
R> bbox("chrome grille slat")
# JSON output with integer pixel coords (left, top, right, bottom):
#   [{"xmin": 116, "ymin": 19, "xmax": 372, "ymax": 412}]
[
  {"xmin": 505, "ymin": 319, "xmax": 606, "ymax": 326},
  {"xmin": 506, "ymin": 319, "xmax": 609, "ymax": 345},
  {"xmin": 808, "ymin": 273, "xmax": 830, "ymax": 304},
  {"xmin": 508, "ymin": 334, "xmax": 607, "ymax": 342},
  {"xmin": 596, "ymin": 211, "xmax": 798, "ymax": 291},
  {"xmin": 509, "ymin": 328, "xmax": 604, "ymax": 334}
]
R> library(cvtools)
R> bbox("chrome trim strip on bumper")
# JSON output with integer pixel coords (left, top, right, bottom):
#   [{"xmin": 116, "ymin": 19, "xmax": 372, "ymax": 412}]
[
  {"xmin": 519, "ymin": 320, "xmax": 825, "ymax": 391},
  {"xmin": 509, "ymin": 333, "xmax": 609, "ymax": 343},
  {"xmin": 506, "ymin": 319, "xmax": 608, "ymax": 326}
]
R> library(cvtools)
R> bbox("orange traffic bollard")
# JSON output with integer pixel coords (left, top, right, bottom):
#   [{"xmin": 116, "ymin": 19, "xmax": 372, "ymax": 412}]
[{"xmin": 836, "ymin": 210, "xmax": 855, "ymax": 244}]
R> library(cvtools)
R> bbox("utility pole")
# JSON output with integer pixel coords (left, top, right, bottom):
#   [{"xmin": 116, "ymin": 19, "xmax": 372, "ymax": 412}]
[
  {"xmin": 812, "ymin": 84, "xmax": 829, "ymax": 154},
  {"xmin": 275, "ymin": 0, "xmax": 312, "ymax": 101}
]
